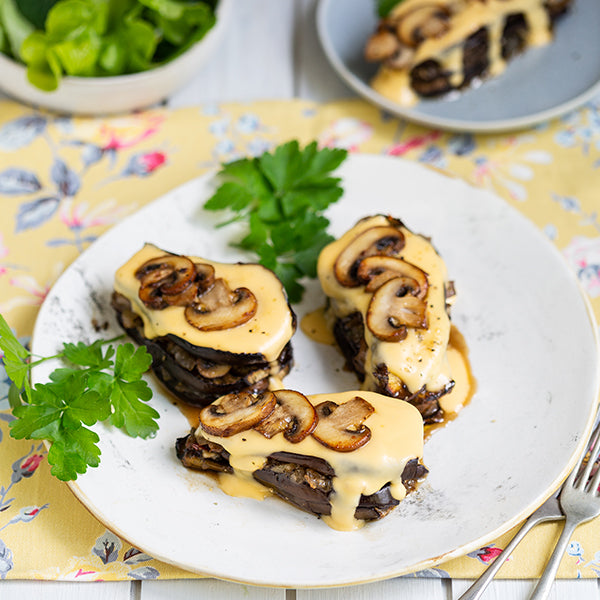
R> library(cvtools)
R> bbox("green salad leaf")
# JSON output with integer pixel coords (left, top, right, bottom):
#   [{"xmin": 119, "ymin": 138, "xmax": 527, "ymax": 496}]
[
  {"xmin": 15, "ymin": 0, "xmax": 59, "ymax": 30},
  {"xmin": 0, "ymin": 0, "xmax": 217, "ymax": 91},
  {"xmin": 0, "ymin": 0, "xmax": 35, "ymax": 60}
]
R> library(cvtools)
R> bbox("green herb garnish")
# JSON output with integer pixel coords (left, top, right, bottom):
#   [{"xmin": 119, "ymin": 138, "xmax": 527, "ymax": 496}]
[
  {"xmin": 204, "ymin": 140, "xmax": 348, "ymax": 303},
  {"xmin": 377, "ymin": 0, "xmax": 404, "ymax": 18},
  {"xmin": 0, "ymin": 314, "xmax": 158, "ymax": 481},
  {"xmin": 0, "ymin": 0, "xmax": 217, "ymax": 91}
]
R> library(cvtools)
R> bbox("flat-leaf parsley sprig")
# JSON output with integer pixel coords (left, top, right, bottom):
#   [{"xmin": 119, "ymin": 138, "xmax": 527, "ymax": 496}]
[
  {"xmin": 204, "ymin": 140, "xmax": 348, "ymax": 303},
  {"xmin": 0, "ymin": 314, "xmax": 158, "ymax": 482}
]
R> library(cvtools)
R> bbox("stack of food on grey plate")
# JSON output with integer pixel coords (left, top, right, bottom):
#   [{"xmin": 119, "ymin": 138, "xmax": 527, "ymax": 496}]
[{"xmin": 364, "ymin": 0, "xmax": 574, "ymax": 106}]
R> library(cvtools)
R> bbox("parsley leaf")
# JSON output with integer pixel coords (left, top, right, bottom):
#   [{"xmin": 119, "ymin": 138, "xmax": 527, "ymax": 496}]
[
  {"xmin": 62, "ymin": 339, "xmax": 115, "ymax": 369},
  {"xmin": 108, "ymin": 344, "xmax": 155, "ymax": 438},
  {"xmin": 47, "ymin": 425, "xmax": 101, "ymax": 482},
  {"xmin": 204, "ymin": 140, "xmax": 347, "ymax": 303},
  {"xmin": 0, "ymin": 314, "xmax": 31, "ymax": 395},
  {"xmin": 377, "ymin": 0, "xmax": 405, "ymax": 18},
  {"xmin": 0, "ymin": 313, "xmax": 158, "ymax": 481}
]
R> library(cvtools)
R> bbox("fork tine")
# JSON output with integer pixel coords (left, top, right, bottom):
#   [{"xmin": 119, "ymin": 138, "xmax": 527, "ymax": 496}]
[
  {"xmin": 566, "ymin": 421, "xmax": 599, "ymax": 489},
  {"xmin": 574, "ymin": 420, "xmax": 600, "ymax": 490},
  {"xmin": 584, "ymin": 430, "xmax": 600, "ymax": 494},
  {"xmin": 588, "ymin": 458, "xmax": 600, "ymax": 496}
]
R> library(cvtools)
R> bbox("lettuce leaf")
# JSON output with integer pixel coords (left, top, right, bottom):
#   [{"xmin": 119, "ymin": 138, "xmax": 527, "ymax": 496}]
[
  {"xmin": 0, "ymin": 0, "xmax": 34, "ymax": 59},
  {"xmin": 15, "ymin": 0, "xmax": 59, "ymax": 29},
  {"xmin": 0, "ymin": 0, "xmax": 217, "ymax": 90}
]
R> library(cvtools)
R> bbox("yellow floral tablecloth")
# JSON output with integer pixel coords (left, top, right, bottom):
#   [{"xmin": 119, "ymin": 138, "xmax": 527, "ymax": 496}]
[{"xmin": 0, "ymin": 98, "xmax": 599, "ymax": 582}]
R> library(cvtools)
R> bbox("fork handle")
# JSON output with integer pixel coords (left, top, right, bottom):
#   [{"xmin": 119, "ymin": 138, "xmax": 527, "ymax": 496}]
[
  {"xmin": 529, "ymin": 517, "xmax": 578, "ymax": 600},
  {"xmin": 458, "ymin": 515, "xmax": 550, "ymax": 600}
]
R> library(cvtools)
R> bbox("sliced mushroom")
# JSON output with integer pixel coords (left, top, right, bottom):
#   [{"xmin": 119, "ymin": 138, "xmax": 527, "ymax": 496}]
[
  {"xmin": 136, "ymin": 254, "xmax": 195, "ymax": 294},
  {"xmin": 357, "ymin": 255, "xmax": 429, "ymax": 297},
  {"xmin": 136, "ymin": 254, "xmax": 198, "ymax": 309},
  {"xmin": 396, "ymin": 5, "xmax": 450, "ymax": 48},
  {"xmin": 334, "ymin": 225, "xmax": 405, "ymax": 287},
  {"xmin": 311, "ymin": 397, "xmax": 375, "ymax": 452},
  {"xmin": 195, "ymin": 359, "xmax": 231, "ymax": 379},
  {"xmin": 254, "ymin": 389, "xmax": 318, "ymax": 443},
  {"xmin": 385, "ymin": 45, "xmax": 416, "ymax": 70},
  {"xmin": 199, "ymin": 390, "xmax": 277, "ymax": 437},
  {"xmin": 163, "ymin": 262, "xmax": 216, "ymax": 307},
  {"xmin": 194, "ymin": 263, "xmax": 217, "ymax": 292},
  {"xmin": 445, "ymin": 280, "xmax": 457, "ymax": 313},
  {"xmin": 366, "ymin": 277, "xmax": 428, "ymax": 342},
  {"xmin": 365, "ymin": 28, "xmax": 400, "ymax": 62},
  {"xmin": 185, "ymin": 278, "xmax": 258, "ymax": 331}
]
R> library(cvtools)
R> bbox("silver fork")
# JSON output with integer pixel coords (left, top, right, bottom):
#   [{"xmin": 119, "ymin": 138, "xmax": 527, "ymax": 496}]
[
  {"xmin": 458, "ymin": 417, "xmax": 600, "ymax": 600},
  {"xmin": 529, "ymin": 419, "xmax": 600, "ymax": 599},
  {"xmin": 457, "ymin": 496, "xmax": 564, "ymax": 600}
]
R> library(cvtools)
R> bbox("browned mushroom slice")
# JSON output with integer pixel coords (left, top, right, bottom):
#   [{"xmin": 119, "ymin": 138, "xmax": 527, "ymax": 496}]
[
  {"xmin": 312, "ymin": 397, "xmax": 375, "ymax": 452},
  {"xmin": 162, "ymin": 262, "xmax": 216, "ymax": 307},
  {"xmin": 385, "ymin": 46, "xmax": 416, "ymax": 70},
  {"xmin": 445, "ymin": 280, "xmax": 457, "ymax": 313},
  {"xmin": 365, "ymin": 28, "xmax": 400, "ymax": 62},
  {"xmin": 396, "ymin": 4, "xmax": 450, "ymax": 48},
  {"xmin": 366, "ymin": 277, "xmax": 428, "ymax": 342},
  {"xmin": 199, "ymin": 390, "xmax": 277, "ymax": 437},
  {"xmin": 334, "ymin": 225, "xmax": 405, "ymax": 287},
  {"xmin": 195, "ymin": 358, "xmax": 231, "ymax": 379},
  {"xmin": 312, "ymin": 396, "xmax": 375, "ymax": 452},
  {"xmin": 254, "ymin": 389, "xmax": 318, "ymax": 443},
  {"xmin": 136, "ymin": 254, "xmax": 196, "ymax": 294},
  {"xmin": 193, "ymin": 263, "xmax": 217, "ymax": 292},
  {"xmin": 136, "ymin": 254, "xmax": 198, "ymax": 309},
  {"xmin": 357, "ymin": 255, "xmax": 429, "ymax": 297},
  {"xmin": 185, "ymin": 278, "xmax": 258, "ymax": 331}
]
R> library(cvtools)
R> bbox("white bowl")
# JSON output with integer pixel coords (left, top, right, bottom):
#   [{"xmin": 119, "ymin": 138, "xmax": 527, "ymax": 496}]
[{"xmin": 0, "ymin": 0, "xmax": 231, "ymax": 115}]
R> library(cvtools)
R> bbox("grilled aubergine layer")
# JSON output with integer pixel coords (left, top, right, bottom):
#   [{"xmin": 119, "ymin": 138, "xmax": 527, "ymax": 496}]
[
  {"xmin": 112, "ymin": 292, "xmax": 294, "ymax": 406},
  {"xmin": 176, "ymin": 432, "xmax": 428, "ymax": 521}
]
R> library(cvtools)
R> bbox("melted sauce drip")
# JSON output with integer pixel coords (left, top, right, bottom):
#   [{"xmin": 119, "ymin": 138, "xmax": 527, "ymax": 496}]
[
  {"xmin": 442, "ymin": 325, "xmax": 476, "ymax": 415},
  {"xmin": 300, "ymin": 306, "xmax": 336, "ymax": 345},
  {"xmin": 425, "ymin": 325, "xmax": 476, "ymax": 438},
  {"xmin": 371, "ymin": 0, "xmax": 556, "ymax": 106},
  {"xmin": 176, "ymin": 400, "xmax": 202, "ymax": 430}
]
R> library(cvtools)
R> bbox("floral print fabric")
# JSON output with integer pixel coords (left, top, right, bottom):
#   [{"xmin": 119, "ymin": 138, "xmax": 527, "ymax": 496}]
[{"xmin": 0, "ymin": 98, "xmax": 599, "ymax": 580}]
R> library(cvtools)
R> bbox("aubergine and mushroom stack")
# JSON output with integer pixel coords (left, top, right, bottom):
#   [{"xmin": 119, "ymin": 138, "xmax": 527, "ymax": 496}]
[
  {"xmin": 364, "ymin": 0, "xmax": 574, "ymax": 106},
  {"xmin": 317, "ymin": 215, "xmax": 470, "ymax": 425},
  {"xmin": 176, "ymin": 388, "xmax": 427, "ymax": 530},
  {"xmin": 111, "ymin": 243, "xmax": 296, "ymax": 406}
]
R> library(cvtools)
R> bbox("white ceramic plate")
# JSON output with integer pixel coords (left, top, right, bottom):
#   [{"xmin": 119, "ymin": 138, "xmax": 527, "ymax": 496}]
[
  {"xmin": 317, "ymin": 0, "xmax": 600, "ymax": 133},
  {"xmin": 31, "ymin": 155, "xmax": 599, "ymax": 587}
]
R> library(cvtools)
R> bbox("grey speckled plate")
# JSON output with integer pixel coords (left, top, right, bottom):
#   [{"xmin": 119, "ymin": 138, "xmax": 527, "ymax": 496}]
[
  {"xmin": 317, "ymin": 0, "xmax": 600, "ymax": 132},
  {"xmin": 31, "ymin": 156, "xmax": 599, "ymax": 587}
]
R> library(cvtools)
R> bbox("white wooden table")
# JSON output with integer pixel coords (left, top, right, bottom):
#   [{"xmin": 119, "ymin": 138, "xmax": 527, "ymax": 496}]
[{"xmin": 2, "ymin": 1, "xmax": 600, "ymax": 599}]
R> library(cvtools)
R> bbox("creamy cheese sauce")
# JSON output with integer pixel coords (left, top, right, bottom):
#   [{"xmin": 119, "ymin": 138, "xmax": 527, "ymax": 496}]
[
  {"xmin": 197, "ymin": 390, "xmax": 424, "ymax": 531},
  {"xmin": 372, "ymin": 0, "xmax": 556, "ymax": 106},
  {"xmin": 114, "ymin": 243, "xmax": 295, "ymax": 362},
  {"xmin": 300, "ymin": 306, "xmax": 337, "ymax": 345},
  {"xmin": 441, "ymin": 325, "xmax": 475, "ymax": 415},
  {"xmin": 317, "ymin": 216, "xmax": 452, "ymax": 396}
]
